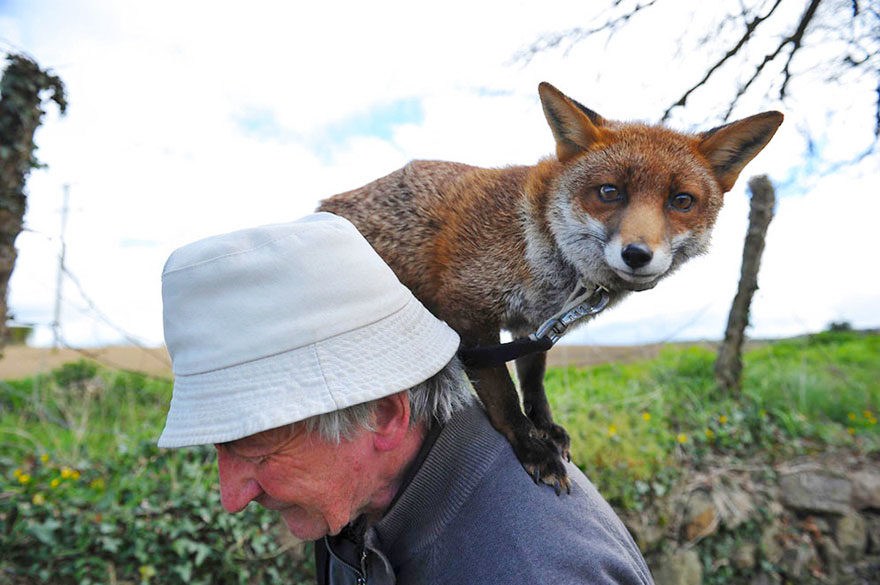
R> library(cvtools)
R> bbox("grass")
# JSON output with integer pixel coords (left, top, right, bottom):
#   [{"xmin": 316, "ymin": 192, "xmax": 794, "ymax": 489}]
[
  {"xmin": 0, "ymin": 361, "xmax": 314, "ymax": 584},
  {"xmin": 0, "ymin": 361, "xmax": 172, "ymax": 465},
  {"xmin": 1, "ymin": 329, "xmax": 877, "ymax": 582},
  {"xmin": 546, "ymin": 330, "xmax": 880, "ymax": 508}
]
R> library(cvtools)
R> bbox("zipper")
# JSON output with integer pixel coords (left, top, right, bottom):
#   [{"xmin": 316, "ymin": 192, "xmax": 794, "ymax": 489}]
[
  {"xmin": 324, "ymin": 537, "xmax": 367, "ymax": 584},
  {"xmin": 358, "ymin": 549, "xmax": 368, "ymax": 585}
]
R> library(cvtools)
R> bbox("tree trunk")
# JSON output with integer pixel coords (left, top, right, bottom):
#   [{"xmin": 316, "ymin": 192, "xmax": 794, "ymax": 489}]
[
  {"xmin": 0, "ymin": 54, "xmax": 66, "ymax": 351},
  {"xmin": 715, "ymin": 175, "xmax": 776, "ymax": 395}
]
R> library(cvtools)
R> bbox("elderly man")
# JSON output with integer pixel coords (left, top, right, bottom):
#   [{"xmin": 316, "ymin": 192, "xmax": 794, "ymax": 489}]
[{"xmin": 158, "ymin": 213, "xmax": 653, "ymax": 584}]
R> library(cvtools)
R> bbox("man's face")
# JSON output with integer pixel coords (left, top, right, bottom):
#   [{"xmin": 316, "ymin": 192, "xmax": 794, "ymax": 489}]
[{"xmin": 215, "ymin": 424, "xmax": 377, "ymax": 541}]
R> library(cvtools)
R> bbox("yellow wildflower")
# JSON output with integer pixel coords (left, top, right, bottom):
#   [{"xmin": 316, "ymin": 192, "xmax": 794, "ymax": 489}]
[
  {"xmin": 677, "ymin": 433, "xmax": 688, "ymax": 444},
  {"xmin": 641, "ymin": 412, "xmax": 651, "ymax": 422},
  {"xmin": 864, "ymin": 410, "xmax": 874, "ymax": 419},
  {"xmin": 32, "ymin": 493, "xmax": 45, "ymax": 505},
  {"xmin": 607, "ymin": 425, "xmax": 618, "ymax": 437},
  {"xmin": 718, "ymin": 415, "xmax": 728, "ymax": 425},
  {"xmin": 705, "ymin": 428, "xmax": 715, "ymax": 439},
  {"xmin": 848, "ymin": 412, "xmax": 857, "ymax": 421},
  {"xmin": 50, "ymin": 478, "xmax": 61, "ymax": 489},
  {"xmin": 40, "ymin": 453, "xmax": 49, "ymax": 463},
  {"xmin": 90, "ymin": 478, "xmax": 105, "ymax": 491},
  {"xmin": 17, "ymin": 473, "xmax": 31, "ymax": 485},
  {"xmin": 60, "ymin": 467, "xmax": 73, "ymax": 479},
  {"xmin": 71, "ymin": 470, "xmax": 81, "ymax": 480},
  {"xmin": 848, "ymin": 427, "xmax": 856, "ymax": 436},
  {"xmin": 13, "ymin": 468, "xmax": 23, "ymax": 479}
]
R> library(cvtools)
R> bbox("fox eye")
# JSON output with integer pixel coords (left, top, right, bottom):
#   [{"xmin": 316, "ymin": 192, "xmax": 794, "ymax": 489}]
[
  {"xmin": 670, "ymin": 193, "xmax": 695, "ymax": 211},
  {"xmin": 597, "ymin": 184, "xmax": 622, "ymax": 203}
]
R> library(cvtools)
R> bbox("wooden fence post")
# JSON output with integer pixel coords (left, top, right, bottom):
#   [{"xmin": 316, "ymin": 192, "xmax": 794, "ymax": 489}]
[
  {"xmin": 0, "ymin": 54, "xmax": 66, "ymax": 351},
  {"xmin": 715, "ymin": 175, "xmax": 776, "ymax": 395}
]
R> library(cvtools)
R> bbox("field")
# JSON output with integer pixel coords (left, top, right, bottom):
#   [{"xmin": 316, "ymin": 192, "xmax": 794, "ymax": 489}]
[
  {"xmin": 1, "ymin": 330, "xmax": 878, "ymax": 584},
  {"xmin": 0, "ymin": 346, "xmax": 172, "ymax": 380},
  {"xmin": 0, "ymin": 340, "xmax": 737, "ymax": 379}
]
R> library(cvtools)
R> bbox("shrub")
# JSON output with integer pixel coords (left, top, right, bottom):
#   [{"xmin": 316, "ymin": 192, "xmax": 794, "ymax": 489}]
[
  {"xmin": 0, "ymin": 362, "xmax": 313, "ymax": 584},
  {"xmin": 2, "ymin": 331, "xmax": 878, "ymax": 582},
  {"xmin": 545, "ymin": 332, "xmax": 879, "ymax": 509},
  {"xmin": 1, "ymin": 442, "xmax": 313, "ymax": 584}
]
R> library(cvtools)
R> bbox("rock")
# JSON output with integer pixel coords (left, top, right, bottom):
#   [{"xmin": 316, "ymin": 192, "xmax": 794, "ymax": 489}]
[
  {"xmin": 778, "ymin": 542, "xmax": 817, "ymax": 580},
  {"xmin": 865, "ymin": 512, "xmax": 880, "ymax": 554},
  {"xmin": 851, "ymin": 470, "xmax": 880, "ymax": 510},
  {"xmin": 624, "ymin": 514, "xmax": 665, "ymax": 553},
  {"xmin": 683, "ymin": 490, "xmax": 719, "ymax": 542},
  {"xmin": 761, "ymin": 523, "xmax": 784, "ymax": 564},
  {"xmin": 713, "ymin": 481, "xmax": 755, "ymax": 530},
  {"xmin": 778, "ymin": 470, "xmax": 852, "ymax": 515},
  {"xmin": 731, "ymin": 542, "xmax": 757, "ymax": 570},
  {"xmin": 651, "ymin": 548, "xmax": 702, "ymax": 585},
  {"xmin": 749, "ymin": 572, "xmax": 781, "ymax": 585},
  {"xmin": 816, "ymin": 536, "xmax": 843, "ymax": 578},
  {"xmin": 809, "ymin": 516, "xmax": 831, "ymax": 535},
  {"xmin": 835, "ymin": 510, "xmax": 867, "ymax": 561}
]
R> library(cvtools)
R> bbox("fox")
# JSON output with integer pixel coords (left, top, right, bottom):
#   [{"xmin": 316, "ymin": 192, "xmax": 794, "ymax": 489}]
[{"xmin": 318, "ymin": 82, "xmax": 783, "ymax": 492}]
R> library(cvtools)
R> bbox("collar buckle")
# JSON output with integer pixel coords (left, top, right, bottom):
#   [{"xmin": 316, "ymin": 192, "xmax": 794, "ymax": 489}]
[{"xmin": 530, "ymin": 285, "xmax": 610, "ymax": 344}]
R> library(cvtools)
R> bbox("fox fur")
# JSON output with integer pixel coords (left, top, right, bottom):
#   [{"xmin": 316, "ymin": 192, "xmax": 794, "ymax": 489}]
[{"xmin": 319, "ymin": 82, "xmax": 783, "ymax": 492}]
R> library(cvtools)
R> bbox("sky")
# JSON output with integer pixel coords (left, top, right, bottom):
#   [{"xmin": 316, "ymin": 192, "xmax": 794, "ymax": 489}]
[{"xmin": 1, "ymin": 0, "xmax": 878, "ymax": 349}]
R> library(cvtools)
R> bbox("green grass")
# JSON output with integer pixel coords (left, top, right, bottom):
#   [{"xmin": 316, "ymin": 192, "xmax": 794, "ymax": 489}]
[
  {"xmin": 1, "ymin": 361, "xmax": 313, "ymax": 585},
  {"xmin": 1, "ymin": 330, "xmax": 877, "ymax": 582},
  {"xmin": 546, "ymin": 330, "xmax": 880, "ymax": 508},
  {"xmin": 0, "ymin": 361, "xmax": 172, "ymax": 465}
]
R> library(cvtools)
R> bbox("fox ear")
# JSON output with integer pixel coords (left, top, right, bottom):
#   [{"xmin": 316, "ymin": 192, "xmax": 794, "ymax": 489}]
[
  {"xmin": 538, "ymin": 82, "xmax": 608, "ymax": 162},
  {"xmin": 698, "ymin": 111, "xmax": 784, "ymax": 192}
]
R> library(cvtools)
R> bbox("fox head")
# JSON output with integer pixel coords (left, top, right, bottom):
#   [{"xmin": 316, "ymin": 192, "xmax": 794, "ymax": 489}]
[{"xmin": 537, "ymin": 82, "xmax": 783, "ymax": 292}]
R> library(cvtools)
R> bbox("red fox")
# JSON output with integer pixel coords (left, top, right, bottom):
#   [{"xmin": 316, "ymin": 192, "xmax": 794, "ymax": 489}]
[{"xmin": 319, "ymin": 82, "xmax": 783, "ymax": 492}]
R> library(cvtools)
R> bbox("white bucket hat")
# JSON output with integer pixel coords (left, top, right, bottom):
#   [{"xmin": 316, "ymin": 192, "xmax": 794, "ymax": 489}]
[{"xmin": 157, "ymin": 212, "xmax": 460, "ymax": 448}]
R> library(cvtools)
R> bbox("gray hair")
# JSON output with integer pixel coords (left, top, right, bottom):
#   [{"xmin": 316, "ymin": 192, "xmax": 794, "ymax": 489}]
[{"xmin": 302, "ymin": 356, "xmax": 475, "ymax": 443}]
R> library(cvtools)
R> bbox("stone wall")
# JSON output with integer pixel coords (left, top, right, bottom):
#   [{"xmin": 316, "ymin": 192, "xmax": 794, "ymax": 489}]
[{"xmin": 622, "ymin": 453, "xmax": 880, "ymax": 584}]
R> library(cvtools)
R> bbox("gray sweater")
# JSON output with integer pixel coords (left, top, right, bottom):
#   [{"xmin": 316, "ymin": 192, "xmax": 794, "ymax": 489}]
[{"xmin": 318, "ymin": 405, "xmax": 654, "ymax": 584}]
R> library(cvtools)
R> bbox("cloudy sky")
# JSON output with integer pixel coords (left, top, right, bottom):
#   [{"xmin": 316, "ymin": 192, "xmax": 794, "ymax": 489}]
[{"xmin": 2, "ymin": 0, "xmax": 878, "ymax": 349}]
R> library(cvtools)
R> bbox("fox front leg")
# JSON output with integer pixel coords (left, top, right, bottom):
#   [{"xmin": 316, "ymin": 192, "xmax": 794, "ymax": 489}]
[
  {"xmin": 515, "ymin": 351, "xmax": 571, "ymax": 462},
  {"xmin": 466, "ymin": 363, "xmax": 571, "ymax": 494}
]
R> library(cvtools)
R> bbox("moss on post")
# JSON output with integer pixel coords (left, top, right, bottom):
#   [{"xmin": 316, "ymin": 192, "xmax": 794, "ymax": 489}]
[{"xmin": 0, "ymin": 54, "xmax": 66, "ymax": 350}]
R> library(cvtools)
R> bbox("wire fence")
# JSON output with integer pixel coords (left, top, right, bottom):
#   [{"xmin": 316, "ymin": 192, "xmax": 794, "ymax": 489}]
[{"xmin": 3, "ymin": 197, "xmax": 870, "ymax": 384}]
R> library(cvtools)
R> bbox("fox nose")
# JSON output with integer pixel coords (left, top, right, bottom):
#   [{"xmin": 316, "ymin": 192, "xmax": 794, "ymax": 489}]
[{"xmin": 621, "ymin": 244, "xmax": 653, "ymax": 269}]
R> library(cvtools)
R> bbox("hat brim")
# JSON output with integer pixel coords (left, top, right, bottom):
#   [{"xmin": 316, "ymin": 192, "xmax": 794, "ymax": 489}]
[{"xmin": 157, "ymin": 296, "xmax": 460, "ymax": 448}]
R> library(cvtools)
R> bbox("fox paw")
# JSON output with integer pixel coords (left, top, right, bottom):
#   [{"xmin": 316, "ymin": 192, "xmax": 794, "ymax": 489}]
[
  {"xmin": 529, "ymin": 422, "xmax": 571, "ymax": 463},
  {"xmin": 518, "ymin": 433, "xmax": 571, "ymax": 496},
  {"xmin": 544, "ymin": 423, "xmax": 571, "ymax": 462}
]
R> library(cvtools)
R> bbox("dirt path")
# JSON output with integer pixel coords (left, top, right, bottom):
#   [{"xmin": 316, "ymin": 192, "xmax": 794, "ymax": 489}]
[
  {"xmin": 0, "ymin": 341, "xmax": 726, "ymax": 380},
  {"xmin": 0, "ymin": 345, "xmax": 172, "ymax": 379}
]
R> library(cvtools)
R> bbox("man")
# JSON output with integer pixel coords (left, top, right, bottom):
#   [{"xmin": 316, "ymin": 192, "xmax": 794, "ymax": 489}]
[{"xmin": 158, "ymin": 212, "xmax": 654, "ymax": 584}]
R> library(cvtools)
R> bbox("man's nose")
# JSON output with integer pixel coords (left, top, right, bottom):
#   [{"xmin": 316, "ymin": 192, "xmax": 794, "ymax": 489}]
[{"xmin": 216, "ymin": 447, "xmax": 264, "ymax": 513}]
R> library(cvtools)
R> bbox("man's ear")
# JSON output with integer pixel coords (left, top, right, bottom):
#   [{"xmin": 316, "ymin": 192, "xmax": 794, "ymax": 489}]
[{"xmin": 371, "ymin": 391, "xmax": 411, "ymax": 452}]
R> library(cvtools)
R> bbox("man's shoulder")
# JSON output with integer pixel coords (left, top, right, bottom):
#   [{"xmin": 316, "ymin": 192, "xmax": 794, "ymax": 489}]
[
  {"xmin": 432, "ymin": 410, "xmax": 654, "ymax": 584},
  {"xmin": 456, "ymin": 437, "xmax": 632, "ymax": 544}
]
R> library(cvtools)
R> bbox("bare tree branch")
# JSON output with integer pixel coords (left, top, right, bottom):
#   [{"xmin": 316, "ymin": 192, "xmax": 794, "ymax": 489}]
[
  {"xmin": 520, "ymin": 0, "xmax": 880, "ymax": 147},
  {"xmin": 718, "ymin": 0, "xmax": 822, "ymax": 120},
  {"xmin": 514, "ymin": 0, "xmax": 660, "ymax": 64},
  {"xmin": 661, "ymin": 0, "xmax": 785, "ymax": 121},
  {"xmin": 778, "ymin": 0, "xmax": 823, "ymax": 98},
  {"xmin": 875, "ymin": 75, "xmax": 880, "ymax": 137}
]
